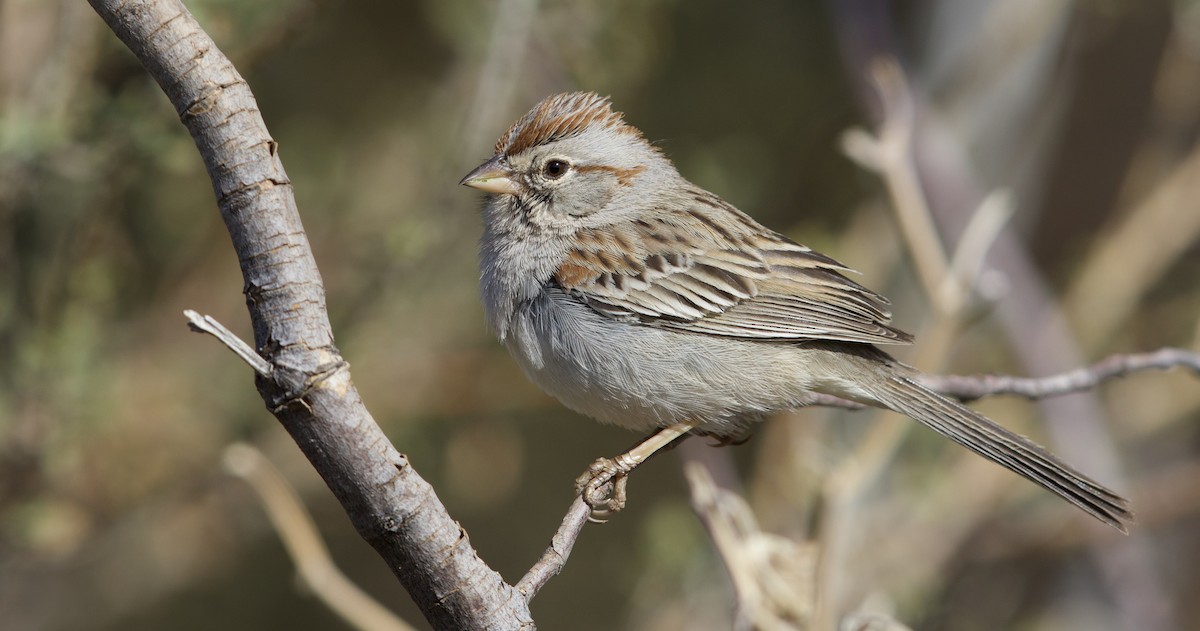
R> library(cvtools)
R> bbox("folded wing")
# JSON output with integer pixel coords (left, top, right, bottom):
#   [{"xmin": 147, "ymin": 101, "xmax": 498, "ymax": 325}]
[{"xmin": 552, "ymin": 192, "xmax": 913, "ymax": 345}]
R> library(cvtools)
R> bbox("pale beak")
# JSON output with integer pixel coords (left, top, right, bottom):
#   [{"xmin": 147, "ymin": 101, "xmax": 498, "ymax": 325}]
[{"xmin": 459, "ymin": 156, "xmax": 519, "ymax": 195}]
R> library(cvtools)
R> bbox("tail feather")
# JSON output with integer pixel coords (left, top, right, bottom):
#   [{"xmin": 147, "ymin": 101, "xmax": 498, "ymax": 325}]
[{"xmin": 873, "ymin": 375, "xmax": 1133, "ymax": 532}]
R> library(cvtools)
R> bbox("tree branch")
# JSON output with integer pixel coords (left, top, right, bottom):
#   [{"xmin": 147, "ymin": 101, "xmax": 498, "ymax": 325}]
[
  {"xmin": 793, "ymin": 349, "xmax": 1200, "ymax": 408},
  {"xmin": 685, "ymin": 460, "xmax": 912, "ymax": 631},
  {"xmin": 841, "ymin": 58, "xmax": 958, "ymax": 314},
  {"xmin": 686, "ymin": 461, "xmax": 816, "ymax": 630},
  {"xmin": 918, "ymin": 347, "xmax": 1200, "ymax": 402},
  {"xmin": 86, "ymin": 1, "xmax": 531, "ymax": 629},
  {"xmin": 515, "ymin": 497, "xmax": 591, "ymax": 602}
]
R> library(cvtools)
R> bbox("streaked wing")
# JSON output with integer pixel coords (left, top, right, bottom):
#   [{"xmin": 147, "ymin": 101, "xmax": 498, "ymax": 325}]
[{"xmin": 552, "ymin": 191, "xmax": 913, "ymax": 345}]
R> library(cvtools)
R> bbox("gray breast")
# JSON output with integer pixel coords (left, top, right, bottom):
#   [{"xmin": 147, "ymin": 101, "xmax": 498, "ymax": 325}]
[{"xmin": 502, "ymin": 286, "xmax": 817, "ymax": 436}]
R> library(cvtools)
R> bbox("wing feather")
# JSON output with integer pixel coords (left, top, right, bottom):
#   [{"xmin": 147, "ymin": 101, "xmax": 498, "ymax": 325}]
[{"xmin": 552, "ymin": 193, "xmax": 913, "ymax": 345}]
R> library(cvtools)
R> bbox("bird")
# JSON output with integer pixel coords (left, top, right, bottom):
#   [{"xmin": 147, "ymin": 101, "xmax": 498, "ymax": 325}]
[{"xmin": 459, "ymin": 91, "xmax": 1132, "ymax": 532}]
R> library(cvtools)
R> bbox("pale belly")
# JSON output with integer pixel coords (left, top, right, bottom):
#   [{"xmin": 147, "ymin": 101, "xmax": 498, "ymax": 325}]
[{"xmin": 502, "ymin": 287, "xmax": 829, "ymax": 436}]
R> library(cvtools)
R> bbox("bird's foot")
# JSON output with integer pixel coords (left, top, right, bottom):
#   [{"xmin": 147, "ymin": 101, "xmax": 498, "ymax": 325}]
[
  {"xmin": 572, "ymin": 421, "xmax": 698, "ymax": 523},
  {"xmin": 575, "ymin": 456, "xmax": 635, "ymax": 522}
]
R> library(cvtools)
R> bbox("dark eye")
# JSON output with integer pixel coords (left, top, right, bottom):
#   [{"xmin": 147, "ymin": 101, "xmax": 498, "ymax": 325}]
[{"xmin": 543, "ymin": 159, "xmax": 570, "ymax": 179}]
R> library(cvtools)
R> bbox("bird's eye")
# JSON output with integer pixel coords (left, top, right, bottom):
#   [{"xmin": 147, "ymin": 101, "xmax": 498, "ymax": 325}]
[{"xmin": 543, "ymin": 159, "xmax": 570, "ymax": 179}]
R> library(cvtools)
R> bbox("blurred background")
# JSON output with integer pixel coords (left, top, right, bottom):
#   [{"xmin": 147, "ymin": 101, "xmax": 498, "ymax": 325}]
[{"xmin": 2, "ymin": 0, "xmax": 1199, "ymax": 629}]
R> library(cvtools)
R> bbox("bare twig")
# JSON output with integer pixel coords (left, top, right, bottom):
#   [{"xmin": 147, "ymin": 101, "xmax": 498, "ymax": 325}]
[
  {"xmin": 184, "ymin": 310, "xmax": 272, "ymax": 377},
  {"xmin": 515, "ymin": 497, "xmax": 590, "ymax": 601},
  {"xmin": 223, "ymin": 444, "xmax": 415, "ymax": 631},
  {"xmin": 942, "ymin": 189, "xmax": 1013, "ymax": 305},
  {"xmin": 779, "ymin": 354, "xmax": 1200, "ymax": 414},
  {"xmin": 687, "ymin": 461, "xmax": 912, "ymax": 631},
  {"xmin": 919, "ymin": 347, "xmax": 1200, "ymax": 402},
  {"xmin": 841, "ymin": 58, "xmax": 955, "ymax": 312},
  {"xmin": 686, "ymin": 461, "xmax": 815, "ymax": 631}
]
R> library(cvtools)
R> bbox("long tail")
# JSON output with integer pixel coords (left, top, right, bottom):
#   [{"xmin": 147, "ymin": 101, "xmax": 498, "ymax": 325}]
[{"xmin": 868, "ymin": 373, "xmax": 1133, "ymax": 532}]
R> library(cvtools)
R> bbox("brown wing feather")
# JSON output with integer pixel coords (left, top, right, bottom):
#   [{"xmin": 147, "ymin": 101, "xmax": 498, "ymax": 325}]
[{"xmin": 553, "ymin": 192, "xmax": 913, "ymax": 345}]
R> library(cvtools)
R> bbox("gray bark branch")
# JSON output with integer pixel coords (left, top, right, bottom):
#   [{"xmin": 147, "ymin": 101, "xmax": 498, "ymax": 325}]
[
  {"xmin": 515, "ymin": 497, "xmax": 590, "ymax": 601},
  {"xmin": 919, "ymin": 347, "xmax": 1200, "ymax": 402},
  {"xmin": 86, "ymin": 1, "xmax": 532, "ymax": 629}
]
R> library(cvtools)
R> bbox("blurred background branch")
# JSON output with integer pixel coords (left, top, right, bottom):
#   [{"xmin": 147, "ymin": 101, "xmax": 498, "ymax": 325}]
[{"xmin": 223, "ymin": 443, "xmax": 416, "ymax": 631}]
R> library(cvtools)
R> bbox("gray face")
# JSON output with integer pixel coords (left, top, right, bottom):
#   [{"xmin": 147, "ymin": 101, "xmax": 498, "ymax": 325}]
[
  {"xmin": 506, "ymin": 146, "xmax": 615, "ymax": 217},
  {"xmin": 502, "ymin": 128, "xmax": 673, "ymax": 222}
]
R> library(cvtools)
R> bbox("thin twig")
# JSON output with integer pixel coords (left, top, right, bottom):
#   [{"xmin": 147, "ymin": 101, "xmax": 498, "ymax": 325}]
[
  {"xmin": 515, "ymin": 497, "xmax": 590, "ymax": 602},
  {"xmin": 223, "ymin": 444, "xmax": 415, "ymax": 631},
  {"xmin": 795, "ymin": 347, "xmax": 1199, "ymax": 426},
  {"xmin": 184, "ymin": 310, "xmax": 272, "ymax": 377},
  {"xmin": 685, "ymin": 461, "xmax": 815, "ymax": 631},
  {"xmin": 918, "ymin": 347, "xmax": 1200, "ymax": 402},
  {"xmin": 686, "ymin": 460, "xmax": 911, "ymax": 631},
  {"xmin": 942, "ymin": 189, "xmax": 1013, "ymax": 306},
  {"xmin": 840, "ymin": 58, "xmax": 954, "ymax": 312}
]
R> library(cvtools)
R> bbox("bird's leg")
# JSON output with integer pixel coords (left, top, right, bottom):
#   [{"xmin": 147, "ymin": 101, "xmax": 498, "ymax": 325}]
[{"xmin": 576, "ymin": 421, "xmax": 696, "ymax": 521}]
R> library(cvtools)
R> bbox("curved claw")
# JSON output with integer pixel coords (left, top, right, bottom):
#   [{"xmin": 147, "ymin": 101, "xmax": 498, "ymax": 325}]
[{"xmin": 576, "ymin": 458, "xmax": 630, "ymax": 521}]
